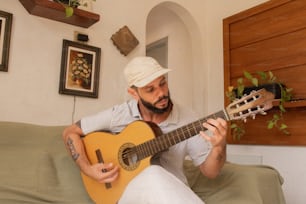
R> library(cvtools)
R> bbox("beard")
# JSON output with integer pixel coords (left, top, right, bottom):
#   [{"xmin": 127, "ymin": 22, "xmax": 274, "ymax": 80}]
[{"xmin": 139, "ymin": 93, "xmax": 172, "ymax": 114}]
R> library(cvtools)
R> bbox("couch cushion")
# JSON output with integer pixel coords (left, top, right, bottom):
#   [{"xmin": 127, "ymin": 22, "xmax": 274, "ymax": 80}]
[
  {"xmin": 0, "ymin": 122, "xmax": 93, "ymax": 204},
  {"xmin": 183, "ymin": 160, "xmax": 286, "ymax": 204}
]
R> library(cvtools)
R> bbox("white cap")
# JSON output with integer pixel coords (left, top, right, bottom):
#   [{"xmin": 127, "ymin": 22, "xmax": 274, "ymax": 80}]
[{"xmin": 124, "ymin": 56, "xmax": 171, "ymax": 87}]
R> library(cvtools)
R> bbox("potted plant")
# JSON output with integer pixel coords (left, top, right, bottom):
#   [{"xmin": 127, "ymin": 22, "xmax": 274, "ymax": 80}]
[
  {"xmin": 54, "ymin": 0, "xmax": 95, "ymax": 17},
  {"xmin": 226, "ymin": 70, "xmax": 293, "ymax": 140}
]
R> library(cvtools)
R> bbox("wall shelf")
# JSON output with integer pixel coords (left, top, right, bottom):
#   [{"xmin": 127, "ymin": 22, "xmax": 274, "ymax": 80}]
[{"xmin": 19, "ymin": 0, "xmax": 100, "ymax": 28}]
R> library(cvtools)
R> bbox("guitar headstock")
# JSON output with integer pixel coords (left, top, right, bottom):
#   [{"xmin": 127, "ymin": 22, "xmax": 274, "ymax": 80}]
[{"xmin": 226, "ymin": 88, "xmax": 275, "ymax": 121}]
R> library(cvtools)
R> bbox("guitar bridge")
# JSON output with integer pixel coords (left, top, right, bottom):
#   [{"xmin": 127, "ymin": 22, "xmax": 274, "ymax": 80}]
[{"xmin": 95, "ymin": 149, "xmax": 112, "ymax": 189}]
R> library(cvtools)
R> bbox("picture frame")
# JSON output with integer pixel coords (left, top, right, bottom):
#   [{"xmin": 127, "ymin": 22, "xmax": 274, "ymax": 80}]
[
  {"xmin": 0, "ymin": 10, "xmax": 13, "ymax": 72},
  {"xmin": 59, "ymin": 39, "xmax": 101, "ymax": 98}
]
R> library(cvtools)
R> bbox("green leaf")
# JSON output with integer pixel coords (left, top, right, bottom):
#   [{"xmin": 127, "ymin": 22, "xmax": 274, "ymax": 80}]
[
  {"xmin": 286, "ymin": 88, "xmax": 293, "ymax": 93},
  {"xmin": 273, "ymin": 114, "xmax": 280, "ymax": 120},
  {"xmin": 279, "ymin": 104, "xmax": 286, "ymax": 113},
  {"xmin": 268, "ymin": 71, "xmax": 276, "ymax": 82},
  {"xmin": 257, "ymin": 71, "xmax": 267, "ymax": 81},
  {"xmin": 251, "ymin": 78, "xmax": 258, "ymax": 86},
  {"xmin": 283, "ymin": 130, "xmax": 290, "ymax": 135},
  {"xmin": 230, "ymin": 123, "xmax": 238, "ymax": 129},
  {"xmin": 267, "ymin": 121, "xmax": 274, "ymax": 129},
  {"xmin": 280, "ymin": 123, "xmax": 288, "ymax": 130},
  {"xmin": 237, "ymin": 78, "xmax": 243, "ymax": 85},
  {"xmin": 65, "ymin": 7, "xmax": 74, "ymax": 17},
  {"xmin": 244, "ymin": 71, "xmax": 253, "ymax": 80},
  {"xmin": 237, "ymin": 85, "xmax": 244, "ymax": 97}
]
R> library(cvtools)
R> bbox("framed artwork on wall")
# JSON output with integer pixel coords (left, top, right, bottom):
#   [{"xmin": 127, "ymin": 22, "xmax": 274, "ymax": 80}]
[
  {"xmin": 59, "ymin": 39, "xmax": 101, "ymax": 98},
  {"xmin": 0, "ymin": 10, "xmax": 13, "ymax": 72}
]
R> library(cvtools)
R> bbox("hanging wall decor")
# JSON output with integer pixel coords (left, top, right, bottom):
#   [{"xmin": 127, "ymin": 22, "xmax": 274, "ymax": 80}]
[
  {"xmin": 59, "ymin": 39, "xmax": 101, "ymax": 98},
  {"xmin": 0, "ymin": 10, "xmax": 13, "ymax": 72},
  {"xmin": 111, "ymin": 25, "xmax": 139, "ymax": 56}
]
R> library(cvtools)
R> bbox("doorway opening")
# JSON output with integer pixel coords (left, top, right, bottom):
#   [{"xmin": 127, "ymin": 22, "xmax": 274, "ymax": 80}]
[{"xmin": 146, "ymin": 37, "xmax": 168, "ymax": 68}]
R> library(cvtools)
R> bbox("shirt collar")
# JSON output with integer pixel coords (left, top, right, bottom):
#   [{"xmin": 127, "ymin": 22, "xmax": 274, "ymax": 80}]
[{"xmin": 130, "ymin": 99, "xmax": 142, "ymax": 119}]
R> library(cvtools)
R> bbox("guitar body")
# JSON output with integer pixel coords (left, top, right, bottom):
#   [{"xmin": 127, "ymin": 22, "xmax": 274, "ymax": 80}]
[{"xmin": 81, "ymin": 120, "xmax": 160, "ymax": 204}]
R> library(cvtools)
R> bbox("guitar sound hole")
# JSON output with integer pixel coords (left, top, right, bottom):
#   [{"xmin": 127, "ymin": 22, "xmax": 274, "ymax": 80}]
[
  {"xmin": 122, "ymin": 148, "xmax": 138, "ymax": 166},
  {"xmin": 119, "ymin": 143, "xmax": 139, "ymax": 171}
]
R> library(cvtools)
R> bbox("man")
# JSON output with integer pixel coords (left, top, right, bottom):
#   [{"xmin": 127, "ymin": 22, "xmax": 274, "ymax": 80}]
[{"xmin": 62, "ymin": 56, "xmax": 227, "ymax": 204}]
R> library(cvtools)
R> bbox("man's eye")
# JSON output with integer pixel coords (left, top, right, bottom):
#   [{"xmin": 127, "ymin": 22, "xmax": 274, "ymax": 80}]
[
  {"xmin": 160, "ymin": 81, "xmax": 167, "ymax": 86},
  {"xmin": 146, "ymin": 88, "xmax": 154, "ymax": 93}
]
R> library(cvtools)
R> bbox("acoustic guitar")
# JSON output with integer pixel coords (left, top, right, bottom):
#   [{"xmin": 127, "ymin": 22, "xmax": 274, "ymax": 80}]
[{"xmin": 81, "ymin": 88, "xmax": 274, "ymax": 204}]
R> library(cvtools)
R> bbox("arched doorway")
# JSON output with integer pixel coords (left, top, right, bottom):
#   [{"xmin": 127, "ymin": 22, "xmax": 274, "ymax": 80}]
[{"xmin": 146, "ymin": 2, "xmax": 207, "ymax": 115}]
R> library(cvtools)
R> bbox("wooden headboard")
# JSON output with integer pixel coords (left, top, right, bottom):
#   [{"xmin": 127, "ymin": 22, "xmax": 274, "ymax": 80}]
[{"xmin": 223, "ymin": 0, "xmax": 306, "ymax": 145}]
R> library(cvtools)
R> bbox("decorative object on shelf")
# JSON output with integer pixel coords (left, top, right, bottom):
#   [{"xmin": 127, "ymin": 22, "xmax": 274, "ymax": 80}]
[
  {"xmin": 111, "ymin": 25, "xmax": 139, "ymax": 56},
  {"xmin": 74, "ymin": 31, "xmax": 89, "ymax": 43},
  {"xmin": 0, "ymin": 10, "xmax": 13, "ymax": 72},
  {"xmin": 77, "ymin": 0, "xmax": 93, "ymax": 12},
  {"xmin": 226, "ymin": 70, "xmax": 293, "ymax": 140},
  {"xmin": 18, "ymin": 0, "xmax": 100, "ymax": 28},
  {"xmin": 59, "ymin": 39, "xmax": 101, "ymax": 98},
  {"xmin": 54, "ymin": 0, "xmax": 95, "ymax": 17}
]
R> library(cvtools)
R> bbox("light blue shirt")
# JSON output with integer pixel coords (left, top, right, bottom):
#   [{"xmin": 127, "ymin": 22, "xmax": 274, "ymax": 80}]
[{"xmin": 81, "ymin": 99, "xmax": 211, "ymax": 184}]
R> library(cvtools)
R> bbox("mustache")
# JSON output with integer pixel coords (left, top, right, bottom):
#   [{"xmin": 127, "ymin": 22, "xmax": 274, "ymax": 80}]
[{"xmin": 154, "ymin": 95, "xmax": 169, "ymax": 105}]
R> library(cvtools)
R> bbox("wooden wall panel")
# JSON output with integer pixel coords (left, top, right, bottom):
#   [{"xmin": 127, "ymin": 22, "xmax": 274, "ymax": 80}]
[
  {"xmin": 223, "ymin": 0, "xmax": 306, "ymax": 145},
  {"xmin": 229, "ymin": 0, "xmax": 306, "ymax": 48},
  {"xmin": 230, "ymin": 28, "xmax": 306, "ymax": 77}
]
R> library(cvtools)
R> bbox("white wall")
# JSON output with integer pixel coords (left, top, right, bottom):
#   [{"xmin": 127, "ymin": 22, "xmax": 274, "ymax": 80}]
[{"xmin": 1, "ymin": 0, "xmax": 305, "ymax": 203}]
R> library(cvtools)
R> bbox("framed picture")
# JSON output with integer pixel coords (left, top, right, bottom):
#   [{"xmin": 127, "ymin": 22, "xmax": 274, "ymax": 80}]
[
  {"xmin": 0, "ymin": 10, "xmax": 13, "ymax": 72},
  {"xmin": 59, "ymin": 39, "xmax": 101, "ymax": 98}
]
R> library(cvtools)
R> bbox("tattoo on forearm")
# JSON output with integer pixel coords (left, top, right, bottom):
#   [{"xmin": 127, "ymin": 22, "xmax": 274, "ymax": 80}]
[{"xmin": 67, "ymin": 137, "xmax": 79, "ymax": 161}]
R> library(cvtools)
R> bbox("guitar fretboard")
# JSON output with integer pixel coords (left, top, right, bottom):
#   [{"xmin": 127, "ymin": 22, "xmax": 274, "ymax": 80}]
[{"xmin": 135, "ymin": 110, "xmax": 228, "ymax": 160}]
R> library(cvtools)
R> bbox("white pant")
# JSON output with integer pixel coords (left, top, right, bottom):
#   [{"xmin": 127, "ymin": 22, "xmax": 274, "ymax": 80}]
[{"xmin": 119, "ymin": 165, "xmax": 205, "ymax": 204}]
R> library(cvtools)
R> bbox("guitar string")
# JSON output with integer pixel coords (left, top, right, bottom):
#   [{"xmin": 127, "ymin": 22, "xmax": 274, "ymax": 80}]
[
  {"xmin": 120, "ymin": 100, "xmax": 262, "ymax": 160},
  {"xmin": 119, "ymin": 111, "xmax": 230, "ymax": 161},
  {"xmin": 120, "ymin": 120, "xmax": 209, "ymax": 160},
  {"xmin": 121, "ymin": 111, "xmax": 230, "ymax": 160}
]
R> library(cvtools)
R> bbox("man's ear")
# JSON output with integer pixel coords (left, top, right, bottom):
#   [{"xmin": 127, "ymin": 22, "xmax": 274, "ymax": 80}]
[{"xmin": 128, "ymin": 87, "xmax": 139, "ymax": 100}]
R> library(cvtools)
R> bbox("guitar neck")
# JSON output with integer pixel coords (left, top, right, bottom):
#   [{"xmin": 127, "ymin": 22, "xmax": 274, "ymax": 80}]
[{"xmin": 136, "ymin": 109, "xmax": 229, "ymax": 160}]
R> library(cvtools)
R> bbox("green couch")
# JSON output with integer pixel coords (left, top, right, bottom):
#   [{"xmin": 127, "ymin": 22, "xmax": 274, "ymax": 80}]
[{"xmin": 0, "ymin": 121, "xmax": 286, "ymax": 204}]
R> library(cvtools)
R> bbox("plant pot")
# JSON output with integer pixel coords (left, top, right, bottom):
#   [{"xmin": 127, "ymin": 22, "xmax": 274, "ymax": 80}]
[
  {"xmin": 53, "ymin": 0, "xmax": 79, "ymax": 8},
  {"xmin": 236, "ymin": 83, "xmax": 283, "ymax": 99},
  {"xmin": 54, "ymin": 0, "xmax": 69, "ymax": 4}
]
